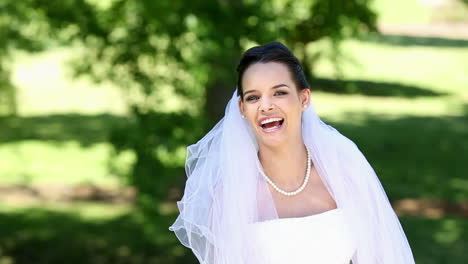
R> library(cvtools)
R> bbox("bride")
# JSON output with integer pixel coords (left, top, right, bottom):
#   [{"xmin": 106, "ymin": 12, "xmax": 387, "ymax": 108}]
[{"xmin": 169, "ymin": 42, "xmax": 415, "ymax": 264}]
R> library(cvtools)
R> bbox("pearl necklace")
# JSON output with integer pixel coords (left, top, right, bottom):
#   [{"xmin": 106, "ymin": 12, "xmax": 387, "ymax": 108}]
[{"xmin": 259, "ymin": 147, "xmax": 311, "ymax": 196}]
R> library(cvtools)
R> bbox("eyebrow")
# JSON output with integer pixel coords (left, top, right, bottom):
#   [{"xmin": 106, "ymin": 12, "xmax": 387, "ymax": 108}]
[{"xmin": 243, "ymin": 84, "xmax": 290, "ymax": 97}]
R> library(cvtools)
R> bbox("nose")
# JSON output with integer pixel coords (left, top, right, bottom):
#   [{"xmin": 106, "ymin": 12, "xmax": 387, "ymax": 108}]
[{"xmin": 259, "ymin": 98, "xmax": 274, "ymax": 112}]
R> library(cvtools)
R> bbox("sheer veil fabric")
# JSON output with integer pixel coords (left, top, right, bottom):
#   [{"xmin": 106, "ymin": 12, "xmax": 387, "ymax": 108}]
[{"xmin": 169, "ymin": 89, "xmax": 415, "ymax": 264}]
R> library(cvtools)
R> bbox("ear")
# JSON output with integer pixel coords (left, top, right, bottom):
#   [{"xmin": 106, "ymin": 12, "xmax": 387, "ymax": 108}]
[
  {"xmin": 238, "ymin": 98, "xmax": 245, "ymax": 117},
  {"xmin": 300, "ymin": 88, "xmax": 311, "ymax": 110}
]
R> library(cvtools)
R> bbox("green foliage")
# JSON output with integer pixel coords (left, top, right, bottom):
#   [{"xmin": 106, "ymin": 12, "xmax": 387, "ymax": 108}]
[
  {"xmin": 1, "ymin": 0, "xmax": 377, "ymax": 225},
  {"xmin": 0, "ymin": 68, "xmax": 17, "ymax": 115},
  {"xmin": 109, "ymin": 109, "xmax": 205, "ymax": 201},
  {"xmin": 0, "ymin": 0, "xmax": 49, "ymax": 115},
  {"xmin": 27, "ymin": 0, "xmax": 377, "ymax": 115},
  {"xmin": 10, "ymin": 0, "xmax": 376, "ymax": 209},
  {"xmin": 0, "ymin": 207, "xmax": 197, "ymax": 264}
]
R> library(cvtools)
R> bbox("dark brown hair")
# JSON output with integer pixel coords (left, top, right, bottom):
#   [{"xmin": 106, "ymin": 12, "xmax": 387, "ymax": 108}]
[{"xmin": 236, "ymin": 42, "xmax": 310, "ymax": 100}]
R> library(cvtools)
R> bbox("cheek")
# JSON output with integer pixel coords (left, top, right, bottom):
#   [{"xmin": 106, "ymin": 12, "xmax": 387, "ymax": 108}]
[
  {"xmin": 283, "ymin": 102, "xmax": 303, "ymax": 121},
  {"xmin": 280, "ymin": 99, "xmax": 301, "ymax": 113},
  {"xmin": 243, "ymin": 105, "xmax": 257, "ymax": 122}
]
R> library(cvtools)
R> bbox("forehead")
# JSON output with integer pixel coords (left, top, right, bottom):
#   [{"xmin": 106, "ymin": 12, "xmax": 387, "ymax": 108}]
[{"xmin": 242, "ymin": 62, "xmax": 295, "ymax": 90}]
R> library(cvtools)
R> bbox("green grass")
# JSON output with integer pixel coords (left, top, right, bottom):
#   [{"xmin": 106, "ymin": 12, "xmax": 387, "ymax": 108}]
[
  {"xmin": 0, "ymin": 141, "xmax": 120, "ymax": 185},
  {"xmin": 314, "ymin": 39, "xmax": 468, "ymax": 97},
  {"xmin": 0, "ymin": 49, "xmax": 130, "ymax": 186},
  {"xmin": 303, "ymin": 33, "xmax": 468, "ymax": 262},
  {"xmin": 329, "ymin": 112, "xmax": 468, "ymax": 202},
  {"xmin": 0, "ymin": 113, "xmax": 134, "ymax": 186},
  {"xmin": 372, "ymin": 0, "xmax": 468, "ymax": 24},
  {"xmin": 372, "ymin": 0, "xmax": 433, "ymax": 24},
  {"xmin": 0, "ymin": 206, "xmax": 465, "ymax": 264},
  {"xmin": 11, "ymin": 49, "xmax": 127, "ymax": 116},
  {"xmin": 0, "ymin": 202, "xmax": 132, "ymax": 220},
  {"xmin": 0, "ymin": 206, "xmax": 197, "ymax": 264},
  {"xmin": 401, "ymin": 215, "xmax": 468, "ymax": 264},
  {"xmin": 308, "ymin": 36, "xmax": 468, "ymax": 204}
]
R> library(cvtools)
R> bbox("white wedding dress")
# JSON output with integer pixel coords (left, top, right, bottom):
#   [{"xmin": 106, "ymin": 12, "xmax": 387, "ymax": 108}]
[{"xmin": 251, "ymin": 208, "xmax": 357, "ymax": 264}]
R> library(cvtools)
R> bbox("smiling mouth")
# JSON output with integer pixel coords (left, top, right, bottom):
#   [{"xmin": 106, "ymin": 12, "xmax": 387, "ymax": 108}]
[{"xmin": 260, "ymin": 118, "xmax": 284, "ymax": 132}]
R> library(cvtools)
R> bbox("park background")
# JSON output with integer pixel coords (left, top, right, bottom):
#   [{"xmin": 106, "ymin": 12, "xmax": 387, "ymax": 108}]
[{"xmin": 0, "ymin": 0, "xmax": 467, "ymax": 263}]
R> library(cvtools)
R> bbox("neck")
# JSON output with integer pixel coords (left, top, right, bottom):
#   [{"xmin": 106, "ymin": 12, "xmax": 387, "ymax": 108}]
[{"xmin": 258, "ymin": 138, "xmax": 309, "ymax": 189}]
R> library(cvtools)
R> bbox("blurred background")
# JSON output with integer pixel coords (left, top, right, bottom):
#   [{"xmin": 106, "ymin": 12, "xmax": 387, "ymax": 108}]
[{"xmin": 0, "ymin": 0, "xmax": 467, "ymax": 263}]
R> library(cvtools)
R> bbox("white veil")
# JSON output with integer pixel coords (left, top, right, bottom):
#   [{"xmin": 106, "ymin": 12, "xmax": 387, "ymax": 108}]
[{"xmin": 169, "ymin": 89, "xmax": 415, "ymax": 264}]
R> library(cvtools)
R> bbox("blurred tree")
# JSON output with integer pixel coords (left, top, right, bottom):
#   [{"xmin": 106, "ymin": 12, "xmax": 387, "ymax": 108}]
[
  {"xmin": 0, "ymin": 69, "xmax": 17, "ymax": 116},
  {"xmin": 3, "ymin": 0, "xmax": 377, "ymax": 221},
  {"xmin": 0, "ymin": 0, "xmax": 49, "ymax": 115}
]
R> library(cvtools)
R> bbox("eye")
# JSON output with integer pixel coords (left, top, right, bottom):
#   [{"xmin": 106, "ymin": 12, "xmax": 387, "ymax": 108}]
[
  {"xmin": 246, "ymin": 95, "xmax": 259, "ymax": 102},
  {"xmin": 275, "ymin": 91, "xmax": 288, "ymax": 96}
]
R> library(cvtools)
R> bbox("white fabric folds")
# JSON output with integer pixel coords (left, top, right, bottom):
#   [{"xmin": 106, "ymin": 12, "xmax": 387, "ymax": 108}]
[{"xmin": 169, "ymin": 89, "xmax": 415, "ymax": 264}]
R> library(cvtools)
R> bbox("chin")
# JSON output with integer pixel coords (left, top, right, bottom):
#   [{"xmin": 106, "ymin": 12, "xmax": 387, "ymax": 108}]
[
  {"xmin": 255, "ymin": 133, "xmax": 287, "ymax": 149},
  {"xmin": 260, "ymin": 140, "xmax": 284, "ymax": 149}
]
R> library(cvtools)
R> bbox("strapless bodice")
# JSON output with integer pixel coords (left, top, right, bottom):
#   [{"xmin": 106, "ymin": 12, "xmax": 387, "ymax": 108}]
[{"xmin": 250, "ymin": 208, "xmax": 357, "ymax": 264}]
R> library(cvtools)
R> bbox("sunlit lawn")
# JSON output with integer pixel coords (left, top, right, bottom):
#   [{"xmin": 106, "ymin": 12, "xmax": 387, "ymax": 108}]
[
  {"xmin": 309, "ymin": 34, "xmax": 468, "ymax": 263},
  {"xmin": 373, "ymin": 0, "xmax": 468, "ymax": 24},
  {"xmin": 310, "ymin": 37, "xmax": 468, "ymax": 205},
  {"xmin": 0, "ymin": 113, "xmax": 134, "ymax": 186},
  {"xmin": 0, "ymin": 141, "xmax": 120, "ymax": 186}
]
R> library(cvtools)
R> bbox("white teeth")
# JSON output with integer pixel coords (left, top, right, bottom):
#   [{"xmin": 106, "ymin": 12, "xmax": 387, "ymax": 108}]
[
  {"xmin": 264, "ymin": 125, "xmax": 281, "ymax": 131},
  {"xmin": 260, "ymin": 117, "xmax": 283, "ymax": 125}
]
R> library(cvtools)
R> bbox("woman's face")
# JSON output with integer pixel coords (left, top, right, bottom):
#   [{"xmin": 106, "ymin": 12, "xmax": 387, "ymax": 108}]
[{"xmin": 238, "ymin": 62, "xmax": 310, "ymax": 148}]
